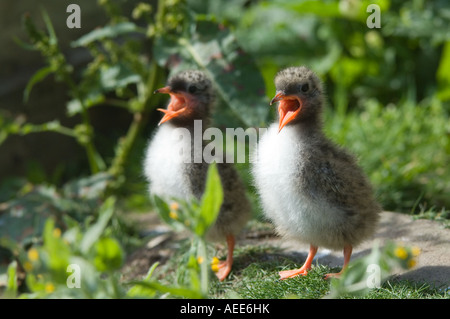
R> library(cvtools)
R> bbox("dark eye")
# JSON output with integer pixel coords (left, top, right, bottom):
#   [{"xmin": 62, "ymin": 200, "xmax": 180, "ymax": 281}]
[
  {"xmin": 301, "ymin": 83, "xmax": 309, "ymax": 93},
  {"xmin": 188, "ymin": 85, "xmax": 198, "ymax": 94}
]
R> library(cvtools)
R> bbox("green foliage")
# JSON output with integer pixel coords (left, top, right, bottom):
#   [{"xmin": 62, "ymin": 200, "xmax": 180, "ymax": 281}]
[
  {"xmin": 151, "ymin": 163, "xmax": 224, "ymax": 296},
  {"xmin": 10, "ymin": 200, "xmax": 127, "ymax": 299},
  {"xmin": 325, "ymin": 97, "xmax": 450, "ymax": 213},
  {"xmin": 327, "ymin": 241, "xmax": 421, "ymax": 298}
]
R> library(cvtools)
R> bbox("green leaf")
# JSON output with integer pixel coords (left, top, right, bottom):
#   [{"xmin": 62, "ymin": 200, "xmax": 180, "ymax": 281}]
[
  {"xmin": 126, "ymin": 262, "xmax": 159, "ymax": 298},
  {"xmin": 100, "ymin": 64, "xmax": 141, "ymax": 91},
  {"xmin": 437, "ymin": 41, "xmax": 450, "ymax": 101},
  {"xmin": 24, "ymin": 66, "xmax": 53, "ymax": 102},
  {"xmin": 80, "ymin": 197, "xmax": 115, "ymax": 254},
  {"xmin": 126, "ymin": 280, "xmax": 204, "ymax": 299},
  {"xmin": 41, "ymin": 8, "xmax": 57, "ymax": 46},
  {"xmin": 71, "ymin": 22, "xmax": 143, "ymax": 47},
  {"xmin": 5, "ymin": 261, "xmax": 18, "ymax": 298},
  {"xmin": 93, "ymin": 237, "xmax": 124, "ymax": 272},
  {"xmin": 195, "ymin": 163, "xmax": 223, "ymax": 237}
]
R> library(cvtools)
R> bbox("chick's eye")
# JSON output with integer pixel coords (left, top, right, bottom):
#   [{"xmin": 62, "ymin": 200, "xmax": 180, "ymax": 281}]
[
  {"xmin": 301, "ymin": 83, "xmax": 309, "ymax": 93},
  {"xmin": 188, "ymin": 85, "xmax": 198, "ymax": 94}
]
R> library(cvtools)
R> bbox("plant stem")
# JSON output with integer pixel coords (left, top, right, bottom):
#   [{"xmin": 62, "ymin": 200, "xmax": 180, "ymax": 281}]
[
  {"xmin": 107, "ymin": 60, "xmax": 162, "ymax": 182},
  {"xmin": 107, "ymin": 0, "xmax": 167, "ymax": 183},
  {"xmin": 63, "ymin": 71, "xmax": 105, "ymax": 174},
  {"xmin": 197, "ymin": 238, "xmax": 209, "ymax": 296}
]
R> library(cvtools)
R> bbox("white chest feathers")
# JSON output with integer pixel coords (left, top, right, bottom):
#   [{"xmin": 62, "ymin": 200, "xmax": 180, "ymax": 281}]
[
  {"xmin": 252, "ymin": 125, "xmax": 341, "ymax": 247},
  {"xmin": 144, "ymin": 124, "xmax": 195, "ymax": 200}
]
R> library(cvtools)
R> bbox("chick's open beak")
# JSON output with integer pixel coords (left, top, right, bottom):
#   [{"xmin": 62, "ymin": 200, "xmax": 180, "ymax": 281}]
[
  {"xmin": 271, "ymin": 91, "xmax": 303, "ymax": 133},
  {"xmin": 154, "ymin": 86, "xmax": 189, "ymax": 125}
]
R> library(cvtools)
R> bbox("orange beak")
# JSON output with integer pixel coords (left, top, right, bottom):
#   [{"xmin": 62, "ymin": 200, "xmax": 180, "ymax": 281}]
[
  {"xmin": 271, "ymin": 91, "xmax": 303, "ymax": 132},
  {"xmin": 154, "ymin": 86, "xmax": 190, "ymax": 125}
]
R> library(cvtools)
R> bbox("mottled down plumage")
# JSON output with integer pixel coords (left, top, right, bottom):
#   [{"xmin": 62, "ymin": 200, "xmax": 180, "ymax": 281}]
[
  {"xmin": 144, "ymin": 70, "xmax": 250, "ymax": 280},
  {"xmin": 252, "ymin": 66, "xmax": 381, "ymax": 279}
]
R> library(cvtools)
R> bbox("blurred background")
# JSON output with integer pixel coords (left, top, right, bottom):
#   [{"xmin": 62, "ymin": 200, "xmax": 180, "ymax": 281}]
[{"xmin": 0, "ymin": 0, "xmax": 449, "ymax": 296}]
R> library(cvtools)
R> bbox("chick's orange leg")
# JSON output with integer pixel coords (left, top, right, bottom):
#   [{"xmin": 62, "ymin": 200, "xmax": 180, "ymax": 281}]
[
  {"xmin": 279, "ymin": 245, "xmax": 318, "ymax": 280},
  {"xmin": 215, "ymin": 235, "xmax": 235, "ymax": 281},
  {"xmin": 324, "ymin": 244, "xmax": 352, "ymax": 280}
]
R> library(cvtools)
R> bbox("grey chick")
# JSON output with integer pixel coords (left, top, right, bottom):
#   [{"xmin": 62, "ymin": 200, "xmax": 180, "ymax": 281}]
[
  {"xmin": 252, "ymin": 66, "xmax": 381, "ymax": 279},
  {"xmin": 144, "ymin": 70, "xmax": 251, "ymax": 281}
]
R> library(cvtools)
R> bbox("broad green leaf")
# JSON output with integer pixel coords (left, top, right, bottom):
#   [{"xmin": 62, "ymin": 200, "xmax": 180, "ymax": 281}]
[
  {"xmin": 62, "ymin": 172, "xmax": 111, "ymax": 200},
  {"xmin": 437, "ymin": 41, "xmax": 450, "ymax": 101},
  {"xmin": 126, "ymin": 280, "xmax": 204, "ymax": 299},
  {"xmin": 151, "ymin": 195, "xmax": 185, "ymax": 231},
  {"xmin": 71, "ymin": 22, "xmax": 143, "ymax": 47},
  {"xmin": 80, "ymin": 197, "xmax": 115, "ymax": 254},
  {"xmin": 100, "ymin": 64, "xmax": 141, "ymax": 91}
]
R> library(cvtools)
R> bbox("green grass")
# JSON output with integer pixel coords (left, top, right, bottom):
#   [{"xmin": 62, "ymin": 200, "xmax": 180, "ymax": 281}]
[{"xmin": 148, "ymin": 237, "xmax": 449, "ymax": 299}]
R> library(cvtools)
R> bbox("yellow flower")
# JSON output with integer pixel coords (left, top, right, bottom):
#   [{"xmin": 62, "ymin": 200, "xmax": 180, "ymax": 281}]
[
  {"xmin": 45, "ymin": 283, "xmax": 55, "ymax": 293},
  {"xmin": 394, "ymin": 246, "xmax": 408, "ymax": 260},
  {"xmin": 407, "ymin": 259, "xmax": 417, "ymax": 269},
  {"xmin": 197, "ymin": 256, "xmax": 204, "ymax": 264},
  {"xmin": 211, "ymin": 264, "xmax": 219, "ymax": 273},
  {"xmin": 411, "ymin": 246, "xmax": 421, "ymax": 257},
  {"xmin": 23, "ymin": 261, "xmax": 33, "ymax": 272},
  {"xmin": 211, "ymin": 257, "xmax": 220, "ymax": 273},
  {"xmin": 211, "ymin": 256, "xmax": 220, "ymax": 265},
  {"xmin": 169, "ymin": 211, "xmax": 178, "ymax": 220},
  {"xmin": 53, "ymin": 228, "xmax": 61, "ymax": 238},
  {"xmin": 28, "ymin": 248, "xmax": 39, "ymax": 262},
  {"xmin": 169, "ymin": 202, "xmax": 179, "ymax": 211}
]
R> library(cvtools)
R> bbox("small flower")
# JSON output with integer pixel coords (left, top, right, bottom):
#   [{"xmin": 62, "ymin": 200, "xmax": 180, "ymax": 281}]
[
  {"xmin": 211, "ymin": 257, "xmax": 220, "ymax": 273},
  {"xmin": 53, "ymin": 228, "xmax": 61, "ymax": 238},
  {"xmin": 411, "ymin": 246, "xmax": 421, "ymax": 257},
  {"xmin": 169, "ymin": 211, "xmax": 178, "ymax": 220},
  {"xmin": 211, "ymin": 264, "xmax": 219, "ymax": 273},
  {"xmin": 394, "ymin": 246, "xmax": 408, "ymax": 260},
  {"xmin": 169, "ymin": 202, "xmax": 179, "ymax": 211},
  {"xmin": 23, "ymin": 261, "xmax": 33, "ymax": 272},
  {"xmin": 407, "ymin": 259, "xmax": 417, "ymax": 269},
  {"xmin": 45, "ymin": 282, "xmax": 55, "ymax": 293},
  {"xmin": 28, "ymin": 248, "xmax": 39, "ymax": 262},
  {"xmin": 197, "ymin": 256, "xmax": 204, "ymax": 264}
]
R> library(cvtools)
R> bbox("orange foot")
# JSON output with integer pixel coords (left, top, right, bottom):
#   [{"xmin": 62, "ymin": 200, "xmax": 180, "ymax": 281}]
[
  {"xmin": 279, "ymin": 266, "xmax": 310, "ymax": 280},
  {"xmin": 215, "ymin": 261, "xmax": 231, "ymax": 281},
  {"xmin": 279, "ymin": 244, "xmax": 318, "ymax": 280}
]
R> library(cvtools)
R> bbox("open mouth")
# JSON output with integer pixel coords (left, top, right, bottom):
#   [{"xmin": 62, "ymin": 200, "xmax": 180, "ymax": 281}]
[
  {"xmin": 155, "ymin": 87, "xmax": 190, "ymax": 125},
  {"xmin": 277, "ymin": 97, "xmax": 302, "ymax": 132}
]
